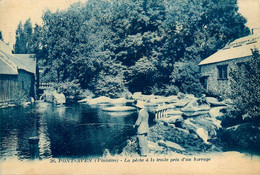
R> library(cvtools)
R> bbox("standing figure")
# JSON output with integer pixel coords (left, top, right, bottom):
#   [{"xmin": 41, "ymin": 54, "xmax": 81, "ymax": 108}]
[{"xmin": 134, "ymin": 100, "xmax": 149, "ymax": 157}]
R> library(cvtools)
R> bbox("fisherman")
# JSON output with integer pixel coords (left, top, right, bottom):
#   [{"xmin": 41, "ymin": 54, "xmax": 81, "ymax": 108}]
[{"xmin": 133, "ymin": 100, "xmax": 149, "ymax": 157}]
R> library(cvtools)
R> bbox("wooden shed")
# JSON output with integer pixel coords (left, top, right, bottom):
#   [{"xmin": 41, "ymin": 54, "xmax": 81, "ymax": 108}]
[{"xmin": 0, "ymin": 41, "xmax": 36, "ymax": 104}]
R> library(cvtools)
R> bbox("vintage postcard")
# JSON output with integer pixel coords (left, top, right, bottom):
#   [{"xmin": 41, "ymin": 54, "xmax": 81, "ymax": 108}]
[{"xmin": 0, "ymin": 0, "xmax": 260, "ymax": 174}]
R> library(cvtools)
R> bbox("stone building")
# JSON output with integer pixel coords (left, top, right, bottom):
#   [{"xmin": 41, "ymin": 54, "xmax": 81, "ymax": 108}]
[
  {"xmin": 0, "ymin": 41, "xmax": 36, "ymax": 103},
  {"xmin": 199, "ymin": 32, "xmax": 260, "ymax": 96}
]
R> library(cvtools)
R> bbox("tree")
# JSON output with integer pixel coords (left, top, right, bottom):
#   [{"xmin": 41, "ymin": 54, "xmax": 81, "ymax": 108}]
[
  {"xmin": 229, "ymin": 49, "xmax": 260, "ymax": 122},
  {"xmin": 163, "ymin": 0, "xmax": 249, "ymax": 96},
  {"xmin": 31, "ymin": 0, "xmax": 250, "ymax": 98},
  {"xmin": 14, "ymin": 19, "xmax": 34, "ymax": 54}
]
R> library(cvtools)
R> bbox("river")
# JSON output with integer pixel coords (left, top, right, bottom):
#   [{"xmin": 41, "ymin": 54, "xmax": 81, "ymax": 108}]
[{"xmin": 0, "ymin": 102, "xmax": 139, "ymax": 160}]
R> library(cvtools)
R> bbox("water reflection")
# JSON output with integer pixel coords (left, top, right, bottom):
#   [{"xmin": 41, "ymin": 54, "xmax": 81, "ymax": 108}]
[
  {"xmin": 38, "ymin": 113, "xmax": 52, "ymax": 159},
  {"xmin": 0, "ymin": 102, "xmax": 137, "ymax": 160}
]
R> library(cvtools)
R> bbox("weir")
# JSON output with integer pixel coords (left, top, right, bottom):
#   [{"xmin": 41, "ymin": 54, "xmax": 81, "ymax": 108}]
[{"xmin": 154, "ymin": 105, "xmax": 168, "ymax": 121}]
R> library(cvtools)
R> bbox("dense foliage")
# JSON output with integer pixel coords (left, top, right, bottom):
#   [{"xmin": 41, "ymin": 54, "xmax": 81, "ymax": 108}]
[
  {"xmin": 229, "ymin": 49, "xmax": 260, "ymax": 122},
  {"xmin": 14, "ymin": 0, "xmax": 249, "ymax": 98}
]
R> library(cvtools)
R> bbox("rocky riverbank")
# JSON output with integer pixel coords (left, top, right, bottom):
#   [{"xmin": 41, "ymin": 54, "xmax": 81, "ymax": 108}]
[
  {"xmin": 78, "ymin": 92, "xmax": 259, "ymax": 156},
  {"xmin": 117, "ymin": 93, "xmax": 260, "ymax": 157}
]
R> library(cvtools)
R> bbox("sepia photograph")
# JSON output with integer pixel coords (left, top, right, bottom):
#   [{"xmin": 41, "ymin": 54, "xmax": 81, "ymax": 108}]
[{"xmin": 0, "ymin": 0, "xmax": 260, "ymax": 174}]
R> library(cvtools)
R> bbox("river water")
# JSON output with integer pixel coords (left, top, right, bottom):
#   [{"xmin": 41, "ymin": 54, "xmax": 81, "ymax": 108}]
[{"xmin": 0, "ymin": 102, "xmax": 139, "ymax": 160}]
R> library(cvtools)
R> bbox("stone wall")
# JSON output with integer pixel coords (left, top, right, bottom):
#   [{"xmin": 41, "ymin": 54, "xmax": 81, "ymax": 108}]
[{"xmin": 200, "ymin": 56, "xmax": 250, "ymax": 96}]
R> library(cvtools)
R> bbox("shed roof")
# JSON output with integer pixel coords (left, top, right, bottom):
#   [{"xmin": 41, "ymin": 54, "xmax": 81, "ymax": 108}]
[
  {"xmin": 13, "ymin": 54, "xmax": 36, "ymax": 74},
  {"xmin": 199, "ymin": 33, "xmax": 260, "ymax": 66}
]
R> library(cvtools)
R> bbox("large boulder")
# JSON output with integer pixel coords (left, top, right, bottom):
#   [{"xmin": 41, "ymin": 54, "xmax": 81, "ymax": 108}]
[
  {"xmin": 181, "ymin": 116, "xmax": 220, "ymax": 143},
  {"xmin": 42, "ymin": 90, "xmax": 66, "ymax": 104},
  {"xmin": 53, "ymin": 92, "xmax": 66, "ymax": 104},
  {"xmin": 206, "ymin": 97, "xmax": 227, "ymax": 106},
  {"xmin": 181, "ymin": 99, "xmax": 210, "ymax": 112},
  {"xmin": 196, "ymin": 128, "xmax": 210, "ymax": 144},
  {"xmin": 209, "ymin": 107, "xmax": 226, "ymax": 118}
]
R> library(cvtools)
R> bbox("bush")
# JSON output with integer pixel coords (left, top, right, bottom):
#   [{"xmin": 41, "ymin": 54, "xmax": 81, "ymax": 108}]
[
  {"xmin": 229, "ymin": 48, "xmax": 260, "ymax": 123},
  {"xmin": 92, "ymin": 70, "xmax": 128, "ymax": 98},
  {"xmin": 53, "ymin": 80, "xmax": 89, "ymax": 102}
]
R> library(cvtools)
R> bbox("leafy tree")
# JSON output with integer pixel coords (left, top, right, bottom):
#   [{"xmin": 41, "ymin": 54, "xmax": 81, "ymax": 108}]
[
  {"xmin": 30, "ymin": 0, "xmax": 250, "ymax": 98},
  {"xmin": 163, "ymin": 0, "xmax": 249, "ymax": 96}
]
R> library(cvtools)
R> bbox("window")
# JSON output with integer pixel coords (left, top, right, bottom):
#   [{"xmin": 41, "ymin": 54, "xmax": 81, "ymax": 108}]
[{"xmin": 217, "ymin": 65, "xmax": 228, "ymax": 80}]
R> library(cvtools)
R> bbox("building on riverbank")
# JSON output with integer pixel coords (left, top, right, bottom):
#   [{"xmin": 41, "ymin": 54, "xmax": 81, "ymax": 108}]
[
  {"xmin": 0, "ymin": 40, "xmax": 36, "ymax": 104},
  {"xmin": 199, "ymin": 31, "xmax": 260, "ymax": 96}
]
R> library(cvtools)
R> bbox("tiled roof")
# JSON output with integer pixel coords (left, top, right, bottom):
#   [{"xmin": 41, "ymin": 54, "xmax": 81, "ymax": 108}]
[{"xmin": 199, "ymin": 33, "xmax": 260, "ymax": 66}]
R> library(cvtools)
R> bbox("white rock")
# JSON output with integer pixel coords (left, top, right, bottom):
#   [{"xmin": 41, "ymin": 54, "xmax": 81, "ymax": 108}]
[
  {"xmin": 209, "ymin": 107, "xmax": 226, "ymax": 118},
  {"xmin": 181, "ymin": 99, "xmax": 210, "ymax": 112},
  {"xmin": 53, "ymin": 92, "xmax": 66, "ymax": 104},
  {"xmin": 87, "ymin": 96, "xmax": 111, "ymax": 105},
  {"xmin": 196, "ymin": 128, "xmax": 210, "ymax": 144}
]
